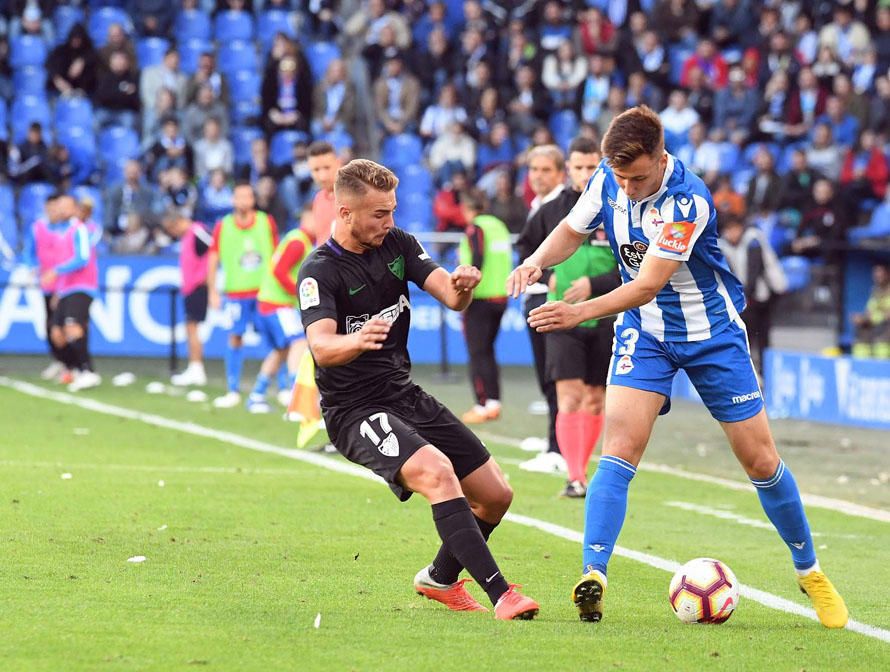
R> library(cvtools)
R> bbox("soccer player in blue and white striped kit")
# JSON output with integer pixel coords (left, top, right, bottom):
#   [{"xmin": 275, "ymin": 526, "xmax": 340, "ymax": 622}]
[{"xmin": 508, "ymin": 106, "xmax": 848, "ymax": 628}]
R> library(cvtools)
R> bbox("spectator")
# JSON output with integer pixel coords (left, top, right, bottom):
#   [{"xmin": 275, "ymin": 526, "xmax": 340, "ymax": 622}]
[
  {"xmin": 142, "ymin": 87, "xmax": 179, "ymax": 147},
  {"xmin": 477, "ymin": 120, "xmax": 515, "ymax": 180},
  {"xmin": 489, "ymin": 170, "xmax": 527, "ymax": 235},
  {"xmin": 372, "ymin": 55, "xmax": 421, "ymax": 137},
  {"xmin": 542, "ymin": 40, "xmax": 587, "ymax": 111},
  {"xmin": 505, "ymin": 65, "xmax": 550, "ymax": 137},
  {"xmin": 186, "ymin": 52, "xmax": 229, "ymax": 105},
  {"xmin": 429, "ymin": 121, "xmax": 477, "ymax": 184},
  {"xmin": 10, "ymin": 122, "xmax": 51, "ymax": 184},
  {"xmin": 577, "ymin": 54, "xmax": 613, "ymax": 126},
  {"xmin": 634, "ymin": 30, "xmax": 669, "ymax": 89},
  {"xmin": 876, "ymin": 7, "xmax": 890, "ymax": 73},
  {"xmin": 236, "ymin": 137, "xmax": 273, "ymax": 184},
  {"xmin": 130, "ymin": 0, "xmax": 175, "ymax": 37},
  {"xmin": 805, "ymin": 123, "xmax": 843, "ymax": 181},
  {"xmin": 675, "ymin": 122, "xmax": 711, "ymax": 176},
  {"xmin": 311, "ymin": 58, "xmax": 357, "ymax": 139},
  {"xmin": 811, "ymin": 45, "xmax": 842, "ymax": 87},
  {"xmin": 146, "ymin": 116, "xmax": 194, "ymax": 181},
  {"xmin": 141, "ymin": 47, "xmax": 188, "ymax": 111},
  {"xmin": 838, "ymin": 129, "xmax": 889, "ymax": 216},
  {"xmin": 833, "ymin": 73, "xmax": 870, "ymax": 131},
  {"xmin": 197, "ymin": 168, "xmax": 234, "ymax": 224},
  {"xmin": 193, "ymin": 117, "xmax": 234, "ymax": 180},
  {"xmin": 652, "ymin": 0, "xmax": 699, "ymax": 47},
  {"xmin": 578, "ymin": 7, "xmax": 617, "ymax": 56},
  {"xmin": 104, "ymin": 160, "xmax": 158, "ymax": 235},
  {"xmin": 10, "ymin": 4, "xmax": 53, "ymax": 43},
  {"xmin": 538, "ymin": 0, "xmax": 572, "ymax": 52},
  {"xmin": 625, "ymin": 71, "xmax": 663, "ymax": 112},
  {"xmin": 111, "ymin": 213, "xmax": 152, "ymax": 254},
  {"xmin": 47, "ymin": 143, "xmax": 75, "ymax": 189},
  {"xmin": 462, "ymin": 60, "xmax": 495, "ymax": 114},
  {"xmin": 413, "ymin": 1, "xmax": 451, "ymax": 48},
  {"xmin": 785, "ymin": 67, "xmax": 827, "ymax": 138},
  {"xmin": 818, "ymin": 4, "xmax": 872, "ymax": 68},
  {"xmin": 755, "ymin": 31, "xmax": 800, "ymax": 89},
  {"xmin": 0, "ymin": 37, "xmax": 10, "ymax": 101},
  {"xmin": 276, "ymin": 141, "xmax": 314, "ymax": 222},
  {"xmin": 255, "ymin": 175, "xmax": 289, "ymax": 232},
  {"xmin": 160, "ymin": 165, "xmax": 197, "ymax": 216},
  {"xmin": 714, "ymin": 66, "xmax": 762, "ymax": 136},
  {"xmin": 420, "ymin": 83, "xmax": 468, "ymax": 142},
  {"xmin": 791, "ymin": 179, "xmax": 845, "ymax": 266},
  {"xmin": 433, "ymin": 169, "xmax": 470, "ymax": 236},
  {"xmin": 458, "ymin": 26, "xmax": 494, "ymax": 90},
  {"xmin": 94, "ymin": 50, "xmax": 140, "ymax": 130},
  {"xmin": 709, "ymin": 0, "xmax": 756, "ymax": 49},
  {"xmin": 414, "ymin": 27, "xmax": 458, "ymax": 98},
  {"xmin": 852, "ymin": 264, "xmax": 890, "ymax": 360},
  {"xmin": 470, "ymin": 86, "xmax": 505, "ymax": 141},
  {"xmin": 343, "ymin": 0, "xmax": 411, "ymax": 54},
  {"xmin": 46, "ymin": 24, "xmax": 98, "ymax": 97},
  {"xmin": 596, "ymin": 86, "xmax": 627, "ymax": 135},
  {"xmin": 868, "ymin": 75, "xmax": 890, "ymax": 134},
  {"xmin": 755, "ymin": 70, "xmax": 793, "ymax": 140},
  {"xmin": 680, "ymin": 38, "xmax": 728, "ymax": 90},
  {"xmin": 814, "ymin": 96, "xmax": 860, "ymax": 148},
  {"xmin": 360, "ymin": 22, "xmax": 404, "ymax": 81},
  {"xmin": 99, "ymin": 24, "xmax": 137, "ymax": 71},
  {"xmin": 660, "ymin": 89, "xmax": 700, "ymax": 147},
  {"xmin": 794, "ymin": 12, "xmax": 819, "ymax": 66},
  {"xmin": 779, "ymin": 149, "xmax": 821, "ymax": 215},
  {"xmin": 712, "ymin": 174, "xmax": 746, "ymax": 219},
  {"xmin": 684, "ymin": 64, "xmax": 716, "ymax": 126},
  {"xmin": 182, "ymin": 84, "xmax": 228, "ymax": 146},
  {"xmin": 746, "ymin": 147, "xmax": 782, "ymax": 216},
  {"xmin": 304, "ymin": 0, "xmax": 339, "ymax": 40},
  {"xmin": 261, "ymin": 56, "xmax": 312, "ymax": 136}
]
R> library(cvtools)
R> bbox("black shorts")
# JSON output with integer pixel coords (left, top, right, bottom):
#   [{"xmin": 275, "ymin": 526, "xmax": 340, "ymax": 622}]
[
  {"xmin": 51, "ymin": 292, "xmax": 93, "ymax": 328},
  {"xmin": 545, "ymin": 322, "xmax": 613, "ymax": 386},
  {"xmin": 328, "ymin": 385, "xmax": 491, "ymax": 501},
  {"xmin": 184, "ymin": 285, "xmax": 208, "ymax": 323}
]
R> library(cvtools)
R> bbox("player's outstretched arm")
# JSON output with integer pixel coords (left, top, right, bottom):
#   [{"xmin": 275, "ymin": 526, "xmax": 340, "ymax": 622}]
[
  {"xmin": 206, "ymin": 249, "xmax": 221, "ymax": 310},
  {"xmin": 306, "ymin": 317, "xmax": 391, "ymax": 367},
  {"xmin": 528, "ymin": 254, "xmax": 680, "ymax": 332},
  {"xmin": 422, "ymin": 266, "xmax": 480, "ymax": 312},
  {"xmin": 507, "ymin": 220, "xmax": 588, "ymax": 298}
]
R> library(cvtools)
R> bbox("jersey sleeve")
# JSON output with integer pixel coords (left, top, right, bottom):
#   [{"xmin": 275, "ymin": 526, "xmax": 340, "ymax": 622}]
[
  {"xmin": 401, "ymin": 230, "xmax": 440, "ymax": 288},
  {"xmin": 209, "ymin": 220, "xmax": 223, "ymax": 254},
  {"xmin": 647, "ymin": 192, "xmax": 713, "ymax": 263},
  {"xmin": 297, "ymin": 255, "xmax": 339, "ymax": 329},
  {"xmin": 565, "ymin": 165, "xmax": 607, "ymax": 234},
  {"xmin": 273, "ymin": 238, "xmax": 307, "ymax": 296}
]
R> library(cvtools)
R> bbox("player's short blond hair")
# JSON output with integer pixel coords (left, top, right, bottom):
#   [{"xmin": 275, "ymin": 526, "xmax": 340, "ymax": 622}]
[
  {"xmin": 527, "ymin": 144, "xmax": 566, "ymax": 172},
  {"xmin": 335, "ymin": 159, "xmax": 399, "ymax": 198},
  {"xmin": 601, "ymin": 105, "xmax": 664, "ymax": 169}
]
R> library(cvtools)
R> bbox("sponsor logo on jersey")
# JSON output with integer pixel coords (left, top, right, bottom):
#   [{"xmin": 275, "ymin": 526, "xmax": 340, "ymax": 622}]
[
  {"xmin": 345, "ymin": 295, "xmax": 411, "ymax": 332},
  {"xmin": 731, "ymin": 390, "xmax": 762, "ymax": 404},
  {"xmin": 388, "ymin": 255, "xmax": 405, "ymax": 280},
  {"xmin": 346, "ymin": 314, "xmax": 370, "ymax": 333},
  {"xmin": 615, "ymin": 354, "xmax": 634, "ymax": 375},
  {"xmin": 656, "ymin": 220, "xmax": 694, "ymax": 254},
  {"xmin": 619, "ymin": 241, "xmax": 648, "ymax": 270},
  {"xmin": 299, "ymin": 277, "xmax": 320, "ymax": 310},
  {"xmin": 607, "ymin": 197, "xmax": 627, "ymax": 214}
]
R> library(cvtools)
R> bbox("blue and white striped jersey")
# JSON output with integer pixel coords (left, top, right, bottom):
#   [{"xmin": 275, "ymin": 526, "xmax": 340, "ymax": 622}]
[{"xmin": 565, "ymin": 154, "xmax": 746, "ymax": 342}]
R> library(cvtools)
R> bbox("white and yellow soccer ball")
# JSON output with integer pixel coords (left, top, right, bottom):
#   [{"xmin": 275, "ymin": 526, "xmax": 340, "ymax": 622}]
[{"xmin": 668, "ymin": 558, "xmax": 740, "ymax": 624}]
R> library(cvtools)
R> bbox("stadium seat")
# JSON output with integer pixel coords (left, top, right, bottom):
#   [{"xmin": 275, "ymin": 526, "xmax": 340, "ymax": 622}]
[
  {"xmin": 11, "ymin": 65, "xmax": 47, "ymax": 97},
  {"xmin": 305, "ymin": 41, "xmax": 341, "ymax": 83},
  {"xmin": 231, "ymin": 126, "xmax": 264, "ymax": 166},
  {"xmin": 669, "ymin": 47, "xmax": 693, "ymax": 85},
  {"xmin": 381, "ymin": 133, "xmax": 423, "ymax": 170},
  {"xmin": 10, "ymin": 35, "xmax": 48, "ymax": 69},
  {"xmin": 849, "ymin": 203, "xmax": 890, "ymax": 242},
  {"xmin": 58, "ymin": 126, "xmax": 98, "ymax": 184},
  {"xmin": 17, "ymin": 182, "xmax": 55, "ymax": 229},
  {"xmin": 270, "ymin": 130, "xmax": 309, "ymax": 166},
  {"xmin": 230, "ymin": 70, "xmax": 261, "ymax": 102},
  {"xmin": 0, "ymin": 183, "xmax": 16, "ymax": 253},
  {"xmin": 88, "ymin": 7, "xmax": 133, "ymax": 47},
  {"xmin": 550, "ymin": 109, "xmax": 578, "ymax": 150},
  {"xmin": 54, "ymin": 96, "xmax": 95, "ymax": 130},
  {"xmin": 217, "ymin": 41, "xmax": 259, "ymax": 76},
  {"xmin": 0, "ymin": 99, "xmax": 6, "ymax": 141},
  {"xmin": 397, "ymin": 164, "xmax": 433, "ymax": 196},
  {"xmin": 98, "ymin": 126, "xmax": 140, "ymax": 183},
  {"xmin": 232, "ymin": 99, "xmax": 261, "ymax": 125},
  {"xmin": 214, "ymin": 10, "xmax": 255, "ymax": 43},
  {"xmin": 11, "ymin": 95, "xmax": 52, "ymax": 144},
  {"xmin": 175, "ymin": 9, "xmax": 212, "ymax": 43},
  {"xmin": 136, "ymin": 37, "xmax": 171, "ymax": 69},
  {"xmin": 323, "ymin": 128, "xmax": 354, "ymax": 152},
  {"xmin": 398, "ymin": 192, "xmax": 433, "ymax": 230},
  {"xmin": 53, "ymin": 6, "xmax": 85, "ymax": 45},
  {"xmin": 780, "ymin": 256, "xmax": 812, "ymax": 293},
  {"xmin": 258, "ymin": 9, "xmax": 296, "ymax": 52},
  {"xmin": 179, "ymin": 38, "xmax": 212, "ymax": 75}
]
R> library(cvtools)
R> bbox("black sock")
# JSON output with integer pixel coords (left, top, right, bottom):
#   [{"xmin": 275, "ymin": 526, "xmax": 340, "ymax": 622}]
[
  {"xmin": 59, "ymin": 344, "xmax": 80, "ymax": 371},
  {"xmin": 49, "ymin": 340, "xmax": 66, "ymax": 364},
  {"xmin": 429, "ymin": 515, "xmax": 498, "ymax": 585},
  {"xmin": 431, "ymin": 498, "xmax": 509, "ymax": 605},
  {"xmin": 70, "ymin": 337, "xmax": 93, "ymax": 372}
]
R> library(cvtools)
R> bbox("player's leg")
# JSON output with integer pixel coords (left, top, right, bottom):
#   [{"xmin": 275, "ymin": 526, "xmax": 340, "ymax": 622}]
[
  {"xmin": 41, "ymin": 293, "xmax": 66, "ymax": 379},
  {"xmin": 555, "ymin": 377, "xmax": 589, "ymax": 493},
  {"xmin": 172, "ymin": 287, "xmax": 208, "ymax": 386},
  {"xmin": 461, "ymin": 300, "xmax": 499, "ymax": 423},
  {"xmin": 579, "ymin": 382, "xmax": 605, "ymax": 476},
  {"xmin": 479, "ymin": 301, "xmax": 506, "ymax": 418},
  {"xmin": 523, "ymin": 293, "xmax": 559, "ymax": 456},
  {"xmin": 215, "ymin": 298, "xmax": 248, "ymax": 406}
]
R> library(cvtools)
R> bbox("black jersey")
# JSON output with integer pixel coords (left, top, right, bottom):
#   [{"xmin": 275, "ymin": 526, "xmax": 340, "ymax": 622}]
[{"xmin": 297, "ymin": 228, "xmax": 439, "ymax": 425}]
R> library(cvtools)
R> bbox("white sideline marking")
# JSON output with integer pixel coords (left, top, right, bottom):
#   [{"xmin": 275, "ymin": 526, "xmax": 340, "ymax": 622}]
[
  {"xmin": 1, "ymin": 376, "xmax": 888, "ymax": 644},
  {"xmin": 0, "ymin": 459, "xmax": 309, "ymax": 477},
  {"xmin": 478, "ymin": 431, "xmax": 890, "ymax": 524},
  {"xmin": 665, "ymin": 500, "xmax": 794, "ymax": 532}
]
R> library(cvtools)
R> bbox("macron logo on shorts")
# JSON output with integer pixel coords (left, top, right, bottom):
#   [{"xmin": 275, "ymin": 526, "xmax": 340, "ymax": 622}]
[{"xmin": 731, "ymin": 391, "xmax": 762, "ymax": 404}]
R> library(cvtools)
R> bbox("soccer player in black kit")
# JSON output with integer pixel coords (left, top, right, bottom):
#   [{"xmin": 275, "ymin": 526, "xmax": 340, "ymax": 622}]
[{"xmin": 297, "ymin": 159, "xmax": 539, "ymax": 620}]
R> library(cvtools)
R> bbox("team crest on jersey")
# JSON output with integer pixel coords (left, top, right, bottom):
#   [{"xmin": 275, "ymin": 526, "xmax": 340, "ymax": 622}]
[
  {"xmin": 388, "ymin": 255, "xmax": 405, "ymax": 280},
  {"xmin": 299, "ymin": 277, "xmax": 320, "ymax": 310},
  {"xmin": 647, "ymin": 208, "xmax": 664, "ymax": 228},
  {"xmin": 656, "ymin": 221, "xmax": 694, "ymax": 254},
  {"xmin": 619, "ymin": 241, "xmax": 648, "ymax": 270},
  {"xmin": 615, "ymin": 355, "xmax": 634, "ymax": 375},
  {"xmin": 346, "ymin": 314, "xmax": 370, "ymax": 333}
]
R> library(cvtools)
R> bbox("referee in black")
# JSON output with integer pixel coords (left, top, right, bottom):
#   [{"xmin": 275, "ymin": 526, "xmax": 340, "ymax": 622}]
[{"xmin": 297, "ymin": 159, "xmax": 539, "ymax": 620}]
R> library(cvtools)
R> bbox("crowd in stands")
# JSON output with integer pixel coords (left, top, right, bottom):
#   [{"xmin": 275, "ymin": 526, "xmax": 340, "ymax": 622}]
[{"xmin": 0, "ymin": 0, "xmax": 887, "ymax": 282}]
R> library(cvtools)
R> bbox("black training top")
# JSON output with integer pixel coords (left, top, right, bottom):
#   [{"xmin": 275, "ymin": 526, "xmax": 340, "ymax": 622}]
[{"xmin": 297, "ymin": 228, "xmax": 439, "ymax": 422}]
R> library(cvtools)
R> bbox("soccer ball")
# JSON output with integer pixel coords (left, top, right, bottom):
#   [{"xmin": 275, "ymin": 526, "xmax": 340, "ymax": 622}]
[{"xmin": 668, "ymin": 558, "xmax": 740, "ymax": 624}]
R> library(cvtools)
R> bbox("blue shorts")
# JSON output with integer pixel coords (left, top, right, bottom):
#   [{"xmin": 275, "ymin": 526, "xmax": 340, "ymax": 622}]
[
  {"xmin": 607, "ymin": 320, "xmax": 763, "ymax": 423},
  {"xmin": 257, "ymin": 308, "xmax": 304, "ymax": 350},
  {"xmin": 224, "ymin": 297, "xmax": 259, "ymax": 336}
]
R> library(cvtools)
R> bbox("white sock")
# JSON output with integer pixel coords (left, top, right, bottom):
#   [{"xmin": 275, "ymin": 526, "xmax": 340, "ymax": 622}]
[
  {"xmin": 485, "ymin": 399, "xmax": 501, "ymax": 411},
  {"xmin": 795, "ymin": 560, "xmax": 821, "ymax": 577}
]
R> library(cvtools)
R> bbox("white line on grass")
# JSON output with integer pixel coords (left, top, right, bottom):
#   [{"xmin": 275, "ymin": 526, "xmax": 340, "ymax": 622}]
[
  {"xmin": 0, "ymin": 459, "xmax": 310, "ymax": 477},
  {"xmin": 2, "ymin": 376, "xmax": 888, "ymax": 645},
  {"xmin": 477, "ymin": 430, "xmax": 890, "ymax": 524}
]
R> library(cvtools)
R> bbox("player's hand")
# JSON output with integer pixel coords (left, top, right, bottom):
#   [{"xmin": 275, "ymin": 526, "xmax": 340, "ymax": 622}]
[
  {"xmin": 354, "ymin": 318, "xmax": 390, "ymax": 351},
  {"xmin": 40, "ymin": 268, "xmax": 56, "ymax": 287},
  {"xmin": 527, "ymin": 300, "xmax": 585, "ymax": 332},
  {"xmin": 507, "ymin": 261, "xmax": 543, "ymax": 299},
  {"xmin": 49, "ymin": 293, "xmax": 59, "ymax": 310},
  {"xmin": 209, "ymin": 289, "xmax": 221, "ymax": 310},
  {"xmin": 563, "ymin": 277, "xmax": 593, "ymax": 304},
  {"xmin": 450, "ymin": 265, "xmax": 481, "ymax": 292}
]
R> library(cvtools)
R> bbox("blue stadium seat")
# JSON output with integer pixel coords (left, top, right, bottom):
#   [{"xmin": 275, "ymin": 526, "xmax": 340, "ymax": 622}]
[
  {"xmin": 549, "ymin": 109, "xmax": 578, "ymax": 150},
  {"xmin": 98, "ymin": 126, "xmax": 140, "ymax": 183},
  {"xmin": 742, "ymin": 141, "xmax": 781, "ymax": 168},
  {"xmin": 17, "ymin": 182, "xmax": 55, "ymax": 229},
  {"xmin": 231, "ymin": 126, "xmax": 263, "ymax": 166},
  {"xmin": 0, "ymin": 99, "xmax": 7, "ymax": 141},
  {"xmin": 230, "ymin": 70, "xmax": 261, "ymax": 101},
  {"xmin": 136, "ymin": 37, "xmax": 171, "ymax": 69},
  {"xmin": 0, "ymin": 182, "xmax": 12, "ymax": 217},
  {"xmin": 270, "ymin": 130, "xmax": 309, "ymax": 166},
  {"xmin": 175, "ymin": 9, "xmax": 212, "ymax": 43},
  {"xmin": 780, "ymin": 256, "xmax": 812, "ymax": 293},
  {"xmin": 0, "ymin": 183, "xmax": 16, "ymax": 255},
  {"xmin": 305, "ymin": 41, "xmax": 341, "ymax": 82},
  {"xmin": 214, "ymin": 10, "xmax": 255, "ymax": 43},
  {"xmin": 10, "ymin": 35, "xmax": 48, "ymax": 69},
  {"xmin": 398, "ymin": 192, "xmax": 433, "ymax": 231},
  {"xmin": 323, "ymin": 128, "xmax": 354, "ymax": 152},
  {"xmin": 849, "ymin": 203, "xmax": 890, "ymax": 242},
  {"xmin": 58, "ymin": 126, "xmax": 98, "ymax": 184},
  {"xmin": 12, "ymin": 65, "xmax": 47, "ymax": 97},
  {"xmin": 232, "ymin": 99, "xmax": 261, "ymax": 125},
  {"xmin": 397, "ymin": 164, "xmax": 433, "ymax": 196},
  {"xmin": 258, "ymin": 9, "xmax": 296, "ymax": 51},
  {"xmin": 669, "ymin": 47, "xmax": 693, "ymax": 85},
  {"xmin": 381, "ymin": 133, "xmax": 423, "ymax": 169},
  {"xmin": 88, "ymin": 7, "xmax": 133, "ymax": 47},
  {"xmin": 11, "ymin": 95, "xmax": 52, "ymax": 143},
  {"xmin": 179, "ymin": 38, "xmax": 212, "ymax": 75},
  {"xmin": 53, "ymin": 6, "xmax": 85, "ymax": 44},
  {"xmin": 217, "ymin": 41, "xmax": 259, "ymax": 76},
  {"xmin": 55, "ymin": 96, "xmax": 95, "ymax": 130},
  {"xmin": 718, "ymin": 144, "xmax": 740, "ymax": 174}
]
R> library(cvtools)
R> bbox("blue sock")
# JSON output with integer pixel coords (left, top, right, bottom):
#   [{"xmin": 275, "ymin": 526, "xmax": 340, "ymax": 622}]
[
  {"xmin": 224, "ymin": 345, "xmax": 243, "ymax": 393},
  {"xmin": 253, "ymin": 372, "xmax": 271, "ymax": 397},
  {"xmin": 582, "ymin": 455, "xmax": 637, "ymax": 576},
  {"xmin": 277, "ymin": 366, "xmax": 289, "ymax": 391},
  {"xmin": 752, "ymin": 461, "xmax": 817, "ymax": 571}
]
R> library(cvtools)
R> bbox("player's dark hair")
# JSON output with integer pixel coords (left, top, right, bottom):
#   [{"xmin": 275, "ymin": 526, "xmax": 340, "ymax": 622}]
[
  {"xmin": 308, "ymin": 140, "xmax": 336, "ymax": 157},
  {"xmin": 527, "ymin": 144, "xmax": 565, "ymax": 172},
  {"xmin": 233, "ymin": 179, "xmax": 254, "ymax": 191},
  {"xmin": 568, "ymin": 136, "xmax": 599, "ymax": 156},
  {"xmin": 335, "ymin": 159, "xmax": 399, "ymax": 198},
  {"xmin": 462, "ymin": 188, "xmax": 488, "ymax": 213},
  {"xmin": 601, "ymin": 105, "xmax": 664, "ymax": 169}
]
